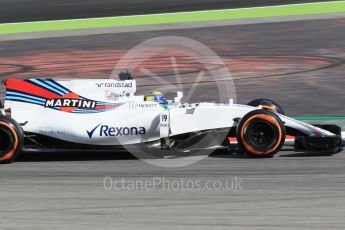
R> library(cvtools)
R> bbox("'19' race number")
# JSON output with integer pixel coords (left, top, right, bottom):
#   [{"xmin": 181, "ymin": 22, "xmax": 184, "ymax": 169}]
[
  {"xmin": 162, "ymin": 115, "xmax": 168, "ymax": 122},
  {"xmin": 160, "ymin": 112, "xmax": 169, "ymax": 138}
]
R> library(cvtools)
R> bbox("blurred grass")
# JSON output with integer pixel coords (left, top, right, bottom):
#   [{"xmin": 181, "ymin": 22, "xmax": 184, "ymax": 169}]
[
  {"xmin": 0, "ymin": 1, "xmax": 344, "ymax": 34},
  {"xmin": 294, "ymin": 116, "xmax": 345, "ymax": 130},
  {"xmin": 294, "ymin": 116, "xmax": 345, "ymax": 121}
]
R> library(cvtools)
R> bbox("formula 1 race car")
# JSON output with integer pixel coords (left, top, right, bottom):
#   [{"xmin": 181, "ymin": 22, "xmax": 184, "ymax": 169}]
[{"xmin": 0, "ymin": 77, "xmax": 342, "ymax": 163}]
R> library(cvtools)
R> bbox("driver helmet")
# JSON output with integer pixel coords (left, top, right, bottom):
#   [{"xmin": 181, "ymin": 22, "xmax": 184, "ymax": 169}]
[{"xmin": 145, "ymin": 91, "xmax": 168, "ymax": 108}]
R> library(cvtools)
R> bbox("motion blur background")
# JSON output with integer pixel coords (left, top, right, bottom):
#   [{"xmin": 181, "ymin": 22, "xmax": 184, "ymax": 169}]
[
  {"xmin": 0, "ymin": 0, "xmax": 344, "ymax": 116},
  {"xmin": 0, "ymin": 0, "xmax": 335, "ymax": 22}
]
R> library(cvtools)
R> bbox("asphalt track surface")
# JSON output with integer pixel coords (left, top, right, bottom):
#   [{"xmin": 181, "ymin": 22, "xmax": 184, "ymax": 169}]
[
  {"xmin": 0, "ymin": 0, "xmax": 343, "ymax": 23},
  {"xmin": 1, "ymin": 150, "xmax": 345, "ymax": 229},
  {"xmin": 0, "ymin": 14, "xmax": 345, "ymax": 229}
]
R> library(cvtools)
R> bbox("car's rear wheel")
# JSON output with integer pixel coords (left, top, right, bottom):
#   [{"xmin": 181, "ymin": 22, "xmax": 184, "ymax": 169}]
[
  {"xmin": 0, "ymin": 116, "xmax": 24, "ymax": 164},
  {"xmin": 237, "ymin": 110, "xmax": 286, "ymax": 157},
  {"xmin": 247, "ymin": 98, "xmax": 285, "ymax": 115}
]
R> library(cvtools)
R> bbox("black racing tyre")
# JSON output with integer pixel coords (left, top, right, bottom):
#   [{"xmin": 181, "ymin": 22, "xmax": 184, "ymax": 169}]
[
  {"xmin": 236, "ymin": 109, "xmax": 286, "ymax": 158},
  {"xmin": 247, "ymin": 98, "xmax": 285, "ymax": 115},
  {"xmin": 0, "ymin": 116, "xmax": 24, "ymax": 164}
]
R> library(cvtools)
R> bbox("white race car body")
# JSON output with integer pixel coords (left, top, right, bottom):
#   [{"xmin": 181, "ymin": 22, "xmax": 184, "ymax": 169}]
[{"xmin": 2, "ymin": 78, "xmax": 339, "ymax": 153}]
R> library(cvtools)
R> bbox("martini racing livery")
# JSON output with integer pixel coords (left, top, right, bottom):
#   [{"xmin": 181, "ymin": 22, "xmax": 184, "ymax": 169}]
[{"xmin": 0, "ymin": 77, "xmax": 342, "ymax": 163}]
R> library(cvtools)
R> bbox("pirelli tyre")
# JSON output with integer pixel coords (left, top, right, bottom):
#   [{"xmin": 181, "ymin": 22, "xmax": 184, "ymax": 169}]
[
  {"xmin": 247, "ymin": 98, "xmax": 285, "ymax": 115},
  {"xmin": 236, "ymin": 110, "xmax": 286, "ymax": 157},
  {"xmin": 0, "ymin": 116, "xmax": 24, "ymax": 164}
]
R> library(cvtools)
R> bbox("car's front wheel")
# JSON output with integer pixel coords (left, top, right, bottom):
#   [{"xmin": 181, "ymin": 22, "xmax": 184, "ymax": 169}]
[{"xmin": 236, "ymin": 110, "xmax": 286, "ymax": 157}]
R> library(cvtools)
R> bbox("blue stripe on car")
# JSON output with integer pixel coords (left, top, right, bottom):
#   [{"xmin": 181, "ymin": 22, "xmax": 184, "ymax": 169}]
[
  {"xmin": 28, "ymin": 79, "xmax": 65, "ymax": 96},
  {"xmin": 6, "ymin": 96, "xmax": 46, "ymax": 106},
  {"xmin": 6, "ymin": 91, "xmax": 46, "ymax": 102},
  {"xmin": 42, "ymin": 79, "xmax": 69, "ymax": 94}
]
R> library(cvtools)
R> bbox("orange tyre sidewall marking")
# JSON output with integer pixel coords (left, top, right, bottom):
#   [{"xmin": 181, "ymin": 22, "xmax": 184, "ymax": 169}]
[
  {"xmin": 258, "ymin": 105, "xmax": 278, "ymax": 113},
  {"xmin": 0, "ymin": 121, "xmax": 19, "ymax": 161},
  {"xmin": 240, "ymin": 114, "xmax": 282, "ymax": 155}
]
